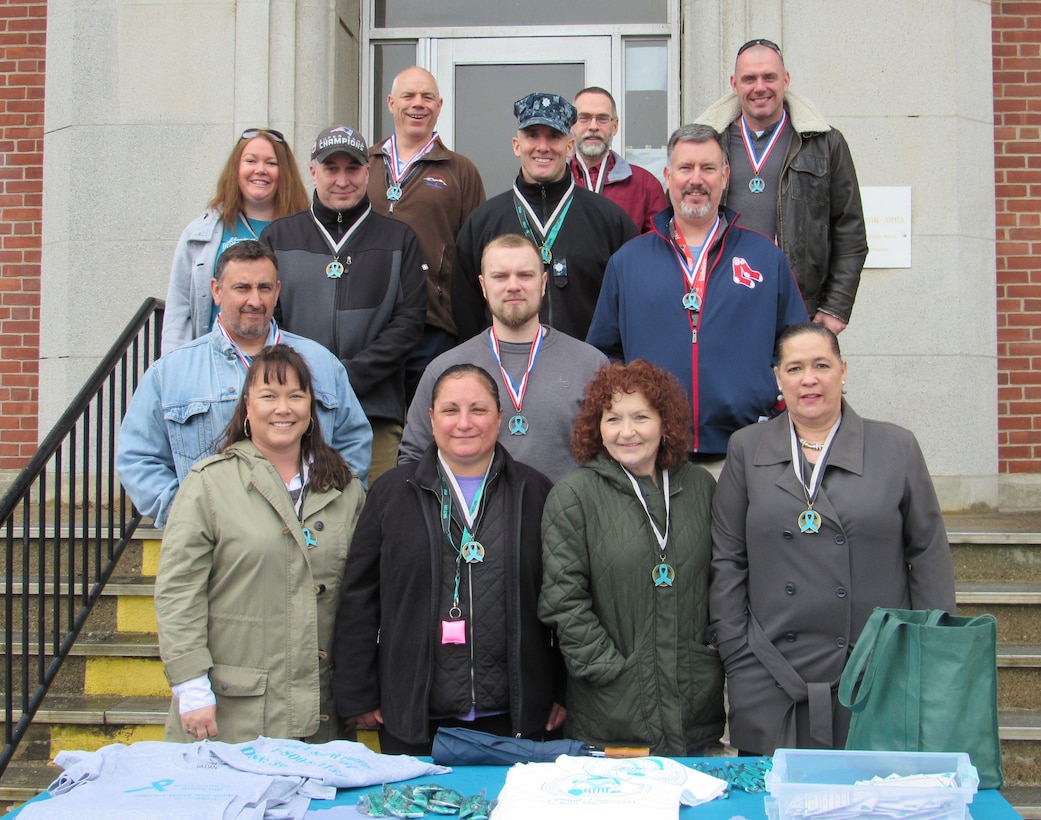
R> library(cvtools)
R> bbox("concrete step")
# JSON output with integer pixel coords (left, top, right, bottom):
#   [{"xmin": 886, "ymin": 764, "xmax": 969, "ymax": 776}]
[
  {"xmin": 1, "ymin": 633, "xmax": 166, "ymax": 712},
  {"xmin": 0, "ymin": 759, "xmax": 61, "ymax": 813},
  {"xmin": 0, "ymin": 569, "xmax": 158, "ymax": 636},
  {"xmin": 1002, "ymin": 786, "xmax": 1041, "ymax": 819},
  {"xmin": 949, "ymin": 534, "xmax": 1041, "ymax": 584}
]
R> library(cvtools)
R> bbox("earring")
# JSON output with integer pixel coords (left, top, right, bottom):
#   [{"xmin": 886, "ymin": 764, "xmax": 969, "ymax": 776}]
[
  {"xmin": 244, "ymin": 418, "xmax": 252, "ymax": 438},
  {"xmin": 305, "ymin": 418, "xmax": 315, "ymax": 436}
]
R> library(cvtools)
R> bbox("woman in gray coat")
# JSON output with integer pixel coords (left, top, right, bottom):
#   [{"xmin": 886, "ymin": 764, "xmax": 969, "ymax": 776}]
[{"xmin": 709, "ymin": 323, "xmax": 956, "ymax": 756}]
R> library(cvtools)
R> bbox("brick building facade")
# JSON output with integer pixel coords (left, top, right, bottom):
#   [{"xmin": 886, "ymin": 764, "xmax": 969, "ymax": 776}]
[
  {"xmin": 0, "ymin": 1, "xmax": 43, "ymax": 468},
  {"xmin": 995, "ymin": 1, "xmax": 1041, "ymax": 475}
]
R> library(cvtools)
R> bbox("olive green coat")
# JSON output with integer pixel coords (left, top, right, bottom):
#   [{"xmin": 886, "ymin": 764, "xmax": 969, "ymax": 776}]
[
  {"xmin": 155, "ymin": 440, "xmax": 365, "ymax": 743},
  {"xmin": 538, "ymin": 456, "xmax": 724, "ymax": 755}
]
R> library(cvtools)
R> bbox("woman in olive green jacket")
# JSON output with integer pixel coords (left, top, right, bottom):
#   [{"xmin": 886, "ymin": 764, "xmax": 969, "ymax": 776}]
[
  {"xmin": 155, "ymin": 344, "xmax": 365, "ymax": 744},
  {"xmin": 538, "ymin": 361, "xmax": 724, "ymax": 755}
]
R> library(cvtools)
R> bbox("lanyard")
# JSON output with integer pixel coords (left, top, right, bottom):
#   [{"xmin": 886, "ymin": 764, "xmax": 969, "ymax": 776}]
[
  {"xmin": 740, "ymin": 110, "xmax": 788, "ymax": 176},
  {"xmin": 621, "ymin": 467, "xmax": 671, "ymax": 559},
  {"xmin": 671, "ymin": 216, "xmax": 720, "ymax": 293},
  {"xmin": 437, "ymin": 453, "xmax": 493, "ymax": 610},
  {"xmin": 513, "ymin": 180, "xmax": 575, "ymax": 265},
  {"xmin": 309, "ymin": 204, "xmax": 371, "ymax": 277},
  {"xmin": 575, "ymin": 154, "xmax": 608, "ymax": 194},
  {"xmin": 215, "ymin": 317, "xmax": 280, "ymax": 370},
  {"xmin": 487, "ymin": 326, "xmax": 544, "ymax": 416},
  {"xmin": 787, "ymin": 415, "xmax": 842, "ymax": 510}
]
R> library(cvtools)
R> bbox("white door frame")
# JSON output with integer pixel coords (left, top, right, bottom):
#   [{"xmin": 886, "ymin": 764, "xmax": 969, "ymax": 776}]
[{"xmin": 432, "ymin": 36, "xmax": 613, "ymax": 150}]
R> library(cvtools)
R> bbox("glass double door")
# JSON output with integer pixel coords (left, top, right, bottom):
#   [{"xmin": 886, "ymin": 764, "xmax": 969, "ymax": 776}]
[{"xmin": 434, "ymin": 37, "xmax": 612, "ymax": 195}]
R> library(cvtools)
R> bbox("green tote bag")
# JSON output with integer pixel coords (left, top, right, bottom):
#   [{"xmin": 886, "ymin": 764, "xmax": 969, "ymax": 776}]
[{"xmin": 838, "ymin": 607, "xmax": 1003, "ymax": 790}]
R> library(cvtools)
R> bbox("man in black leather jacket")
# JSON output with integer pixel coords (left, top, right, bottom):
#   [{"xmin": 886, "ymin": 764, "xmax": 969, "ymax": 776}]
[{"xmin": 697, "ymin": 39, "xmax": 868, "ymax": 333}]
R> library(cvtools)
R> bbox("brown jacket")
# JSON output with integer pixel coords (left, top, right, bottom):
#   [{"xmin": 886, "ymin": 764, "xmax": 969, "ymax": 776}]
[{"xmin": 368, "ymin": 137, "xmax": 486, "ymax": 336}]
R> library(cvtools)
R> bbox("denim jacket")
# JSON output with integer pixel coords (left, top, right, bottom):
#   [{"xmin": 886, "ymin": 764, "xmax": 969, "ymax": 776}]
[{"xmin": 116, "ymin": 324, "xmax": 372, "ymax": 527}]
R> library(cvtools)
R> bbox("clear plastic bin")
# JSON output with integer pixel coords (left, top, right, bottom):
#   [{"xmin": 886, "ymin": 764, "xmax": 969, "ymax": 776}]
[{"xmin": 765, "ymin": 748, "xmax": 980, "ymax": 820}]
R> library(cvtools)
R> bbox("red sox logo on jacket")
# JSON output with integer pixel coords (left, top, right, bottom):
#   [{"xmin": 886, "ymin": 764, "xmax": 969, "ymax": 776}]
[{"xmin": 732, "ymin": 257, "xmax": 763, "ymax": 289}]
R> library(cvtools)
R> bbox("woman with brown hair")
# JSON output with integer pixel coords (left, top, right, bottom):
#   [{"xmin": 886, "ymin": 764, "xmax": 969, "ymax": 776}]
[
  {"xmin": 155, "ymin": 344, "xmax": 364, "ymax": 743},
  {"xmin": 538, "ymin": 360, "xmax": 724, "ymax": 755},
  {"xmin": 161, "ymin": 129, "xmax": 309, "ymax": 354}
]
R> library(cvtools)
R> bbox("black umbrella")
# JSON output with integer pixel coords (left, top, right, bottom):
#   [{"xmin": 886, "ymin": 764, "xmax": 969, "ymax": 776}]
[{"xmin": 431, "ymin": 727, "xmax": 592, "ymax": 765}]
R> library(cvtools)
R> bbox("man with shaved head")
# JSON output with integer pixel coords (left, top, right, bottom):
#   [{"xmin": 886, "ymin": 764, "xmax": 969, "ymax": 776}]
[
  {"xmin": 696, "ymin": 39, "xmax": 867, "ymax": 333},
  {"xmin": 368, "ymin": 66, "xmax": 487, "ymax": 402}
]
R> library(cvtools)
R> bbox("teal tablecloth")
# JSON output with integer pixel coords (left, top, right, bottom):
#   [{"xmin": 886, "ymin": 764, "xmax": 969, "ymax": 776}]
[{"xmin": 12, "ymin": 756, "xmax": 1022, "ymax": 818}]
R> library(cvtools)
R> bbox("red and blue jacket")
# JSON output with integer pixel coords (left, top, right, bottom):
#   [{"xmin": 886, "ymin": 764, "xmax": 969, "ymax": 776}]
[{"xmin": 587, "ymin": 206, "xmax": 808, "ymax": 456}]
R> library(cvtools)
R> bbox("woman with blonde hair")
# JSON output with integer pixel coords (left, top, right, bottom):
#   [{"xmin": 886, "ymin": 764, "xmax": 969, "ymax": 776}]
[{"xmin": 162, "ymin": 129, "xmax": 309, "ymax": 354}]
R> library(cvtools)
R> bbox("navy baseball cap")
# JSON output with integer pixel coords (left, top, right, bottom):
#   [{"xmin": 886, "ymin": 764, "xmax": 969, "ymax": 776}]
[{"xmin": 513, "ymin": 93, "xmax": 577, "ymax": 135}]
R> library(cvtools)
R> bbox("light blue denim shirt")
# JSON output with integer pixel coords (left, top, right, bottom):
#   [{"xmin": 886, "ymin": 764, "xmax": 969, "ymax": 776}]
[{"xmin": 116, "ymin": 323, "xmax": 372, "ymax": 527}]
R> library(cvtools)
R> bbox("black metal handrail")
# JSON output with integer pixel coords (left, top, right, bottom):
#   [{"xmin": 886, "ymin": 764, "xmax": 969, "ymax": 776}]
[{"xmin": 0, "ymin": 298, "xmax": 164, "ymax": 778}]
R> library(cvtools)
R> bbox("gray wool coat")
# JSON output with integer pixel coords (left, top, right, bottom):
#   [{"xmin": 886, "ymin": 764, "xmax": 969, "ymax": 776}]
[{"xmin": 709, "ymin": 403, "xmax": 956, "ymax": 755}]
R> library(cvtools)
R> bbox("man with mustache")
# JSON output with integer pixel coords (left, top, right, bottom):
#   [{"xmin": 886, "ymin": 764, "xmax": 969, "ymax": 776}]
[
  {"xmin": 587, "ymin": 124, "xmax": 807, "ymax": 471},
  {"xmin": 695, "ymin": 39, "xmax": 867, "ymax": 333},
  {"xmin": 117, "ymin": 240, "xmax": 372, "ymax": 527},
  {"xmin": 568, "ymin": 87, "xmax": 668, "ymax": 234}
]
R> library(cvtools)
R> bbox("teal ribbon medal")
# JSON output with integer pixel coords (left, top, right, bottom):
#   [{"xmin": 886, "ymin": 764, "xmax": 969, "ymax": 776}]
[
  {"xmin": 437, "ymin": 454, "xmax": 493, "ymax": 644},
  {"xmin": 788, "ymin": 416, "xmax": 841, "ymax": 535},
  {"xmin": 513, "ymin": 180, "xmax": 574, "ymax": 269},
  {"xmin": 621, "ymin": 466, "xmax": 674, "ymax": 589}
]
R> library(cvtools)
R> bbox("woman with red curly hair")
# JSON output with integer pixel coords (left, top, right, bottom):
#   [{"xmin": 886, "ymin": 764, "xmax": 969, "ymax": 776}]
[{"xmin": 538, "ymin": 360, "xmax": 724, "ymax": 755}]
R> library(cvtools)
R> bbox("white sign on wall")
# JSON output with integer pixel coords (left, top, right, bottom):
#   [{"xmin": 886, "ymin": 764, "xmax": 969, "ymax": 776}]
[{"xmin": 861, "ymin": 186, "xmax": 912, "ymax": 269}]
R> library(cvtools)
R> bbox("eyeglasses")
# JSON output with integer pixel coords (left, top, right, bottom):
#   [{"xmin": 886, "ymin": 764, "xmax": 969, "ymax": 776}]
[
  {"xmin": 241, "ymin": 128, "xmax": 286, "ymax": 144},
  {"xmin": 737, "ymin": 38, "xmax": 783, "ymax": 58},
  {"xmin": 576, "ymin": 113, "xmax": 616, "ymax": 125}
]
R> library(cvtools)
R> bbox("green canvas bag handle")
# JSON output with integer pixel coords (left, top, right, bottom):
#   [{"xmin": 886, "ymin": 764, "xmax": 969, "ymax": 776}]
[{"xmin": 839, "ymin": 607, "xmax": 945, "ymax": 712}]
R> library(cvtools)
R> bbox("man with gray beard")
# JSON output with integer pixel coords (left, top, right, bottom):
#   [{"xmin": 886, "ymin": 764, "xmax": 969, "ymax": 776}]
[
  {"xmin": 568, "ymin": 87, "xmax": 667, "ymax": 233},
  {"xmin": 586, "ymin": 124, "xmax": 807, "ymax": 465}
]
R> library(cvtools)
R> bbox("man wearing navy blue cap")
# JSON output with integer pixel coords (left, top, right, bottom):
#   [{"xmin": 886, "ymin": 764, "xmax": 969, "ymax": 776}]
[{"xmin": 453, "ymin": 92, "xmax": 638, "ymax": 342}]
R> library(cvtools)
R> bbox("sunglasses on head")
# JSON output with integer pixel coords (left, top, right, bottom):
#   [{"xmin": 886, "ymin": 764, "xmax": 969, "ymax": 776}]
[
  {"xmin": 737, "ymin": 38, "xmax": 782, "ymax": 58},
  {"xmin": 241, "ymin": 128, "xmax": 286, "ymax": 144}
]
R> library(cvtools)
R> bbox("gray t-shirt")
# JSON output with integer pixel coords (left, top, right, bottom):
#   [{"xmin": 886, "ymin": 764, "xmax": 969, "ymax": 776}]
[
  {"xmin": 725, "ymin": 114, "xmax": 793, "ymax": 240},
  {"xmin": 399, "ymin": 326, "xmax": 608, "ymax": 481}
]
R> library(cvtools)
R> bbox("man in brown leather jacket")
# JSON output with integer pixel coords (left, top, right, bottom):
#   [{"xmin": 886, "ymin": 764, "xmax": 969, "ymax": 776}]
[{"xmin": 696, "ymin": 38, "xmax": 867, "ymax": 333}]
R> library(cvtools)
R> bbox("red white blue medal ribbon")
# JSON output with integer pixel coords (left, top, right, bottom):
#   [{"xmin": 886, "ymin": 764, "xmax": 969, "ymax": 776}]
[
  {"xmin": 741, "ymin": 110, "xmax": 787, "ymax": 193},
  {"xmin": 384, "ymin": 132, "xmax": 439, "ymax": 200},
  {"xmin": 671, "ymin": 216, "xmax": 720, "ymax": 314},
  {"xmin": 488, "ymin": 326, "xmax": 544, "ymax": 436}
]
